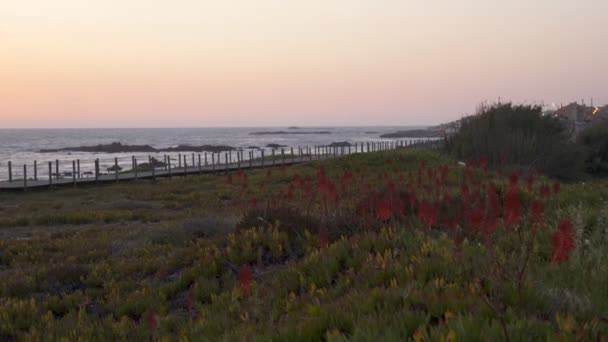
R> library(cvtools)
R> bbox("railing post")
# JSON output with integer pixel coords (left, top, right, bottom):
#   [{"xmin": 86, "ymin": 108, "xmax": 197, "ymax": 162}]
[
  {"xmin": 8, "ymin": 161, "xmax": 12, "ymax": 183},
  {"xmin": 178, "ymin": 153, "xmax": 182, "ymax": 168},
  {"xmin": 261, "ymin": 150, "xmax": 265, "ymax": 167},
  {"xmin": 198, "ymin": 154, "xmax": 202, "ymax": 174},
  {"xmin": 77, "ymin": 159, "xmax": 80, "ymax": 179},
  {"xmin": 56, "ymin": 160, "xmax": 59, "ymax": 180},
  {"xmin": 168, "ymin": 157, "xmax": 172, "ymax": 178},
  {"xmin": 204, "ymin": 153, "xmax": 208, "ymax": 166},
  {"xmin": 281, "ymin": 148, "xmax": 285, "ymax": 165},
  {"xmin": 249, "ymin": 151, "xmax": 253, "ymax": 168},
  {"xmin": 225, "ymin": 153, "xmax": 228, "ymax": 174},
  {"xmin": 95, "ymin": 159, "xmax": 99, "ymax": 183},
  {"xmin": 134, "ymin": 157, "xmax": 138, "ymax": 180},
  {"xmin": 48, "ymin": 162, "xmax": 53, "ymax": 187},
  {"xmin": 72, "ymin": 160, "xmax": 76, "ymax": 186},
  {"xmin": 237, "ymin": 151, "xmax": 241, "ymax": 169},
  {"xmin": 23, "ymin": 164, "xmax": 27, "ymax": 191},
  {"xmin": 151, "ymin": 157, "xmax": 156, "ymax": 181},
  {"xmin": 211, "ymin": 153, "xmax": 215, "ymax": 170},
  {"xmin": 114, "ymin": 158, "xmax": 119, "ymax": 182},
  {"xmin": 34, "ymin": 160, "xmax": 38, "ymax": 181},
  {"xmin": 272, "ymin": 149, "xmax": 276, "ymax": 165}
]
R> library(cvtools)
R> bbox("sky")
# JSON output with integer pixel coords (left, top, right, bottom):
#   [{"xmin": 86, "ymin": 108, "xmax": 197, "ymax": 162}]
[{"xmin": 1, "ymin": 0, "xmax": 607, "ymax": 128}]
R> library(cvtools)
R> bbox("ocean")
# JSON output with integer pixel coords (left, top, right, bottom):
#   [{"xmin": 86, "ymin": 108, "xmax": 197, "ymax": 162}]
[{"xmin": 0, "ymin": 126, "xmax": 427, "ymax": 181}]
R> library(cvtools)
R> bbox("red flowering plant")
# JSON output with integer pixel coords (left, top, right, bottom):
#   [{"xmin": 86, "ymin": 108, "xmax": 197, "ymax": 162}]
[
  {"xmin": 551, "ymin": 218, "xmax": 575, "ymax": 265},
  {"xmin": 239, "ymin": 264, "xmax": 254, "ymax": 297}
]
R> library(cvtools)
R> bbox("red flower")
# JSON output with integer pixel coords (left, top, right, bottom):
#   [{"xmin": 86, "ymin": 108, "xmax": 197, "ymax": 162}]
[
  {"xmin": 146, "ymin": 310, "xmax": 158, "ymax": 332},
  {"xmin": 553, "ymin": 181, "xmax": 561, "ymax": 195},
  {"xmin": 408, "ymin": 191, "xmax": 417, "ymax": 210},
  {"xmin": 418, "ymin": 201, "xmax": 439, "ymax": 228},
  {"xmin": 487, "ymin": 184, "xmax": 500, "ymax": 216},
  {"xmin": 341, "ymin": 170, "xmax": 354, "ymax": 188},
  {"xmin": 375, "ymin": 197, "xmax": 393, "ymax": 221},
  {"xmin": 551, "ymin": 219, "xmax": 575, "ymax": 265},
  {"xmin": 387, "ymin": 180, "xmax": 395, "ymax": 194},
  {"xmin": 478, "ymin": 157, "xmax": 487, "ymax": 174},
  {"xmin": 239, "ymin": 265, "xmax": 254, "ymax": 296},
  {"xmin": 527, "ymin": 171, "xmax": 534, "ymax": 192},
  {"xmin": 530, "ymin": 198, "xmax": 544, "ymax": 224},
  {"xmin": 504, "ymin": 186, "xmax": 522, "ymax": 227},
  {"xmin": 461, "ymin": 183, "xmax": 470, "ymax": 203},
  {"xmin": 540, "ymin": 183, "xmax": 551, "ymax": 198},
  {"xmin": 467, "ymin": 205, "xmax": 484, "ymax": 230},
  {"xmin": 509, "ymin": 173, "xmax": 518, "ymax": 188}
]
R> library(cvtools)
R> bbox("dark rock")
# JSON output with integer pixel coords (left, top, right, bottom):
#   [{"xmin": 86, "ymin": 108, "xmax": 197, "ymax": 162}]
[
  {"xmin": 250, "ymin": 131, "xmax": 331, "ymax": 135},
  {"xmin": 266, "ymin": 143, "xmax": 287, "ymax": 149},
  {"xmin": 379, "ymin": 130, "xmax": 441, "ymax": 138},
  {"xmin": 161, "ymin": 145, "xmax": 235, "ymax": 153},
  {"xmin": 40, "ymin": 142, "xmax": 156, "ymax": 153},
  {"xmin": 40, "ymin": 142, "xmax": 236, "ymax": 154},
  {"xmin": 328, "ymin": 141, "xmax": 352, "ymax": 147},
  {"xmin": 106, "ymin": 165, "xmax": 122, "ymax": 172}
]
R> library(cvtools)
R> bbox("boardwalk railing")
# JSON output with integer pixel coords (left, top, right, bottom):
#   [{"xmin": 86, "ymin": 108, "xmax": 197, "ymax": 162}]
[{"xmin": 0, "ymin": 139, "xmax": 441, "ymax": 191}]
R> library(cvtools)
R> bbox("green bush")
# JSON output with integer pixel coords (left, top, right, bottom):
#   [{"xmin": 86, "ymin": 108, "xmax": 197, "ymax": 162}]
[
  {"xmin": 577, "ymin": 120, "xmax": 608, "ymax": 175},
  {"xmin": 446, "ymin": 103, "xmax": 587, "ymax": 180}
]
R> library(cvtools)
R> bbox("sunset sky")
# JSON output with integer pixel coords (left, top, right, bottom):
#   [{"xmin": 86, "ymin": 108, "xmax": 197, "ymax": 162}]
[{"xmin": 1, "ymin": 0, "xmax": 607, "ymax": 128}]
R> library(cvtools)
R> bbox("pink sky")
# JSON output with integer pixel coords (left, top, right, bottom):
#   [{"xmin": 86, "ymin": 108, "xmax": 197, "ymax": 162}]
[{"xmin": 1, "ymin": 0, "xmax": 607, "ymax": 128}]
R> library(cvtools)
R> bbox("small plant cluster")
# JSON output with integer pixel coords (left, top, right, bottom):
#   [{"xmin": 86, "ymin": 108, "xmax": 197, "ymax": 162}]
[{"xmin": 0, "ymin": 149, "xmax": 606, "ymax": 340}]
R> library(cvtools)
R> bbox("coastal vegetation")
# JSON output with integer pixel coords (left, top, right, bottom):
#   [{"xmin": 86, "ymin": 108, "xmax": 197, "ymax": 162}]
[
  {"xmin": 577, "ymin": 120, "xmax": 608, "ymax": 175},
  {"xmin": 1, "ymin": 147, "xmax": 607, "ymax": 340},
  {"xmin": 446, "ymin": 103, "xmax": 587, "ymax": 181}
]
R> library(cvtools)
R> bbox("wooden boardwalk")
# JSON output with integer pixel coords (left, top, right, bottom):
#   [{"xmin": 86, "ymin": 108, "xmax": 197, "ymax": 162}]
[
  {"xmin": 0, "ymin": 154, "xmax": 333, "ymax": 191},
  {"xmin": 0, "ymin": 140, "xmax": 442, "ymax": 192}
]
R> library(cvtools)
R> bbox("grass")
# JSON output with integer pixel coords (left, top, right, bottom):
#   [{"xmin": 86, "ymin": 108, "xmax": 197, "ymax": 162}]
[{"xmin": 0, "ymin": 148, "xmax": 607, "ymax": 340}]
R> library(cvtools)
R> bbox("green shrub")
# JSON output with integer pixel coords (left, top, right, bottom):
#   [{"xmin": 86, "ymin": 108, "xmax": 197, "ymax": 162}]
[
  {"xmin": 577, "ymin": 120, "xmax": 608, "ymax": 175},
  {"xmin": 446, "ymin": 102, "xmax": 587, "ymax": 180}
]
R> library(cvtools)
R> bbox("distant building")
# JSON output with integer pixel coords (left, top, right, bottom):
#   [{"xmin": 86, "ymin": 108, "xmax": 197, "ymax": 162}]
[{"xmin": 554, "ymin": 102, "xmax": 608, "ymax": 137}]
